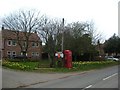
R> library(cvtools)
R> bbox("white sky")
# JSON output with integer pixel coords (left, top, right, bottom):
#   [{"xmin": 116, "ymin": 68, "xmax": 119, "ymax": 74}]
[{"xmin": 0, "ymin": 0, "xmax": 119, "ymax": 40}]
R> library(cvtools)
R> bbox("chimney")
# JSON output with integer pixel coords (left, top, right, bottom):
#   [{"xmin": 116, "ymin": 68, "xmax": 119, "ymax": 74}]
[
  {"xmin": 2, "ymin": 25, "xmax": 4, "ymax": 30},
  {"xmin": 97, "ymin": 40, "xmax": 100, "ymax": 45},
  {"xmin": 34, "ymin": 30, "xmax": 37, "ymax": 33}
]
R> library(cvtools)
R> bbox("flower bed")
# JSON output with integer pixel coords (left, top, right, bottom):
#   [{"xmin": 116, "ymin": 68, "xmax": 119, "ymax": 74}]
[
  {"xmin": 2, "ymin": 60, "xmax": 38, "ymax": 70},
  {"xmin": 2, "ymin": 60, "xmax": 118, "ymax": 72},
  {"xmin": 72, "ymin": 61, "xmax": 118, "ymax": 71}
]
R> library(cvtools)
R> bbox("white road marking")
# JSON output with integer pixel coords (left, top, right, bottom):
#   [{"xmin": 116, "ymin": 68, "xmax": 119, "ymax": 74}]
[
  {"xmin": 82, "ymin": 85, "xmax": 93, "ymax": 90},
  {"xmin": 85, "ymin": 85, "xmax": 92, "ymax": 88},
  {"xmin": 103, "ymin": 73, "xmax": 118, "ymax": 80},
  {"xmin": 82, "ymin": 73, "xmax": 118, "ymax": 90}
]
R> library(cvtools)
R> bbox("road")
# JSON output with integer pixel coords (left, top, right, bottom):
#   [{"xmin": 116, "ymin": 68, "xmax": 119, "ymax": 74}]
[
  {"xmin": 0, "ymin": 65, "xmax": 2, "ymax": 90},
  {"xmin": 2, "ymin": 65, "xmax": 119, "ymax": 89}
]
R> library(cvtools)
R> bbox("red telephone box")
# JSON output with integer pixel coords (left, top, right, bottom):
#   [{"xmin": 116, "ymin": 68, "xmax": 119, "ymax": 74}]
[{"xmin": 64, "ymin": 50, "xmax": 72, "ymax": 68}]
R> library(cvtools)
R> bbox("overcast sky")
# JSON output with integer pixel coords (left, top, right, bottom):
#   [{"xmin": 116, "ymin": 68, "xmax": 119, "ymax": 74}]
[{"xmin": 0, "ymin": 0, "xmax": 119, "ymax": 40}]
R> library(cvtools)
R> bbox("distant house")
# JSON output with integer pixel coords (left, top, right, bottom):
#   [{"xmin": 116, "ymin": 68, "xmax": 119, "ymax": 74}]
[
  {"xmin": 96, "ymin": 41, "xmax": 105, "ymax": 57},
  {"xmin": 1, "ymin": 27, "xmax": 42, "ymax": 60}
]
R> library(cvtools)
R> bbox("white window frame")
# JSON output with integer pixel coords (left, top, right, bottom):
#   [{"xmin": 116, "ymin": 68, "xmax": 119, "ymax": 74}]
[
  {"xmin": 7, "ymin": 51, "xmax": 11, "ymax": 55},
  {"xmin": 36, "ymin": 52, "xmax": 39, "ymax": 56},
  {"xmin": 32, "ymin": 42, "xmax": 35, "ymax": 47},
  {"xmin": 32, "ymin": 52, "xmax": 39, "ymax": 57},
  {"xmin": 36, "ymin": 43, "xmax": 39, "ymax": 47},
  {"xmin": 32, "ymin": 52, "xmax": 35, "ymax": 57},
  {"xmin": 7, "ymin": 40, "xmax": 17, "ymax": 46},
  {"xmin": 7, "ymin": 40, "xmax": 12, "ymax": 46},
  {"xmin": 7, "ymin": 51, "xmax": 16, "ymax": 57},
  {"xmin": 12, "ymin": 51, "xmax": 16, "ymax": 57},
  {"xmin": 7, "ymin": 51, "xmax": 11, "ymax": 57},
  {"xmin": 23, "ymin": 42, "xmax": 27, "ymax": 47},
  {"xmin": 12, "ymin": 40, "xmax": 17, "ymax": 46},
  {"xmin": 32, "ymin": 42, "xmax": 39, "ymax": 47}
]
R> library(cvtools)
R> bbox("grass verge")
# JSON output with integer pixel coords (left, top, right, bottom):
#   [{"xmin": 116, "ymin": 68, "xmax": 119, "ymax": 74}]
[{"xmin": 2, "ymin": 60, "xmax": 119, "ymax": 73}]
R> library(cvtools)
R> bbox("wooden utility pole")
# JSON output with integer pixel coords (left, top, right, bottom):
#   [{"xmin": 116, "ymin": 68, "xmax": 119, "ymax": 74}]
[{"xmin": 61, "ymin": 18, "xmax": 64, "ymax": 51}]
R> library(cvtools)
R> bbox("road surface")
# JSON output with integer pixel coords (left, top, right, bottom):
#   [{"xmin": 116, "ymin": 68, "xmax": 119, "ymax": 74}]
[
  {"xmin": 0, "ymin": 65, "xmax": 2, "ymax": 90},
  {"xmin": 2, "ymin": 65, "xmax": 119, "ymax": 89}
]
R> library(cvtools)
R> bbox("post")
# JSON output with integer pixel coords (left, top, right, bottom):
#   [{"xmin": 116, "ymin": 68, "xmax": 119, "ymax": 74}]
[
  {"xmin": 118, "ymin": 2, "xmax": 120, "ymax": 38},
  {"xmin": 61, "ymin": 18, "xmax": 64, "ymax": 51}
]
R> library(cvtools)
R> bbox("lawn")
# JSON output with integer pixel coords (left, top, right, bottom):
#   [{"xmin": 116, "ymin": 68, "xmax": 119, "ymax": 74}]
[{"xmin": 2, "ymin": 59, "xmax": 119, "ymax": 73}]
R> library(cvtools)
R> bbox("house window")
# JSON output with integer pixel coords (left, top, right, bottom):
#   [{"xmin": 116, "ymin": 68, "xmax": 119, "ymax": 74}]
[
  {"xmin": 12, "ymin": 40, "xmax": 17, "ymax": 46},
  {"xmin": 32, "ymin": 43, "xmax": 35, "ymax": 47},
  {"xmin": 7, "ymin": 51, "xmax": 11, "ymax": 57},
  {"xmin": 32, "ymin": 42, "xmax": 39, "ymax": 47},
  {"xmin": 7, "ymin": 40, "xmax": 17, "ymax": 46},
  {"xmin": 36, "ymin": 52, "xmax": 39, "ymax": 56},
  {"xmin": 23, "ymin": 42, "xmax": 27, "ymax": 47},
  {"xmin": 36, "ymin": 43, "xmax": 39, "ymax": 47},
  {"xmin": 32, "ymin": 52, "xmax": 39, "ymax": 57},
  {"xmin": 12, "ymin": 51, "xmax": 16, "ymax": 57},
  {"xmin": 7, "ymin": 40, "xmax": 12, "ymax": 46},
  {"xmin": 7, "ymin": 51, "xmax": 16, "ymax": 58},
  {"xmin": 32, "ymin": 52, "xmax": 34, "ymax": 57}
]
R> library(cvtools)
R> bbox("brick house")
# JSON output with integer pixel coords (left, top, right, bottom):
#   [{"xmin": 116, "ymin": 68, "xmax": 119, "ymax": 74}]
[
  {"xmin": 95, "ymin": 40, "xmax": 105, "ymax": 60},
  {"xmin": 96, "ymin": 43, "xmax": 105, "ymax": 57},
  {"xmin": 1, "ymin": 28, "xmax": 42, "ymax": 60}
]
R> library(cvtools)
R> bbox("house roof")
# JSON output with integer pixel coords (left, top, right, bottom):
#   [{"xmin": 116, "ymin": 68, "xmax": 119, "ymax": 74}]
[{"xmin": 2, "ymin": 29, "xmax": 41, "ymax": 42}]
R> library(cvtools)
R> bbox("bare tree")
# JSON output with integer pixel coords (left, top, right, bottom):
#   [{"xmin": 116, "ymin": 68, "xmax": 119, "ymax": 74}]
[
  {"xmin": 2, "ymin": 9, "xmax": 44, "ymax": 57},
  {"xmin": 84, "ymin": 21, "xmax": 103, "ymax": 45},
  {"xmin": 38, "ymin": 17, "xmax": 62, "ymax": 44},
  {"xmin": 37, "ymin": 17, "xmax": 63, "ymax": 67}
]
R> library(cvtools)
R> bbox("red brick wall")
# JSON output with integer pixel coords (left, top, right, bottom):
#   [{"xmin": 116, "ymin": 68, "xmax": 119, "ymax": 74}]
[
  {"xmin": 2, "ymin": 39, "xmax": 21, "ymax": 58},
  {"xmin": 2, "ymin": 39, "xmax": 42, "ymax": 59},
  {"xmin": 2, "ymin": 29, "xmax": 42, "ymax": 60}
]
